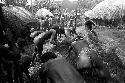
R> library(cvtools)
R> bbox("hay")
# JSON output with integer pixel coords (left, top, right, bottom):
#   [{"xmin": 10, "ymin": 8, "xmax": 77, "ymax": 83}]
[{"xmin": 84, "ymin": 0, "xmax": 125, "ymax": 20}]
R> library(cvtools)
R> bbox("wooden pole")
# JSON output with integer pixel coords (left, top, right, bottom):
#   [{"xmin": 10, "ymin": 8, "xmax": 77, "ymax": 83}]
[
  {"xmin": 74, "ymin": 2, "xmax": 78, "ymax": 29},
  {"xmin": 31, "ymin": 0, "xmax": 33, "ymax": 14}
]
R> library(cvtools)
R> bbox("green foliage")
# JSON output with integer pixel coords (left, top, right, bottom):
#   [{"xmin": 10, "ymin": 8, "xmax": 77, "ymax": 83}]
[
  {"xmin": 78, "ymin": 0, "xmax": 104, "ymax": 10},
  {"xmin": 5, "ymin": 0, "xmax": 27, "ymax": 7}
]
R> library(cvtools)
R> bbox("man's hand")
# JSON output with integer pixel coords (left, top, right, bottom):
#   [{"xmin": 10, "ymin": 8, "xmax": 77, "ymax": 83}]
[{"xmin": 50, "ymin": 40, "xmax": 54, "ymax": 44}]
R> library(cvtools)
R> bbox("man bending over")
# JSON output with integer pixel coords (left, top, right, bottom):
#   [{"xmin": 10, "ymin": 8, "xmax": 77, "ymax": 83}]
[{"xmin": 31, "ymin": 29, "xmax": 57, "ymax": 63}]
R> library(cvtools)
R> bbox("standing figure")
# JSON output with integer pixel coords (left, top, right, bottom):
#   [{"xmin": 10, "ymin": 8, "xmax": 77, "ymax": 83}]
[
  {"xmin": 67, "ymin": 17, "xmax": 76, "ymax": 36},
  {"xmin": 0, "ymin": 3, "xmax": 7, "ymax": 45},
  {"xmin": 38, "ymin": 17, "xmax": 45, "ymax": 31},
  {"xmin": 84, "ymin": 17, "xmax": 101, "ymax": 50},
  {"xmin": 84, "ymin": 17, "xmax": 96, "ymax": 37},
  {"xmin": 42, "ymin": 15, "xmax": 50, "ymax": 31}
]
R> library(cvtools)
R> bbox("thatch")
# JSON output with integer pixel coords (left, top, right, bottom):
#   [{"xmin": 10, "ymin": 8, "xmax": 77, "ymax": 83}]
[
  {"xmin": 84, "ymin": 0, "xmax": 125, "ymax": 20},
  {"xmin": 3, "ymin": 6, "xmax": 39, "ymax": 27},
  {"xmin": 2, "ymin": 6, "xmax": 40, "ymax": 38},
  {"xmin": 35, "ymin": 8, "xmax": 54, "ymax": 18}
]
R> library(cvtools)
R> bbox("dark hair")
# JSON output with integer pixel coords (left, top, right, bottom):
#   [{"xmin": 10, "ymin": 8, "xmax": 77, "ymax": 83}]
[
  {"xmin": 41, "ymin": 17, "xmax": 45, "ymax": 20},
  {"xmin": 88, "ymin": 26, "xmax": 92, "ymax": 31},
  {"xmin": 40, "ymin": 52, "xmax": 57, "ymax": 63},
  {"xmin": 85, "ymin": 17, "xmax": 89, "ymax": 20}
]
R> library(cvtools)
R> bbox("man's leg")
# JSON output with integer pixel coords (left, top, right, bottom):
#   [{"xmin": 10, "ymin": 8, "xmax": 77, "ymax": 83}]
[
  {"xmin": 90, "ymin": 52, "xmax": 113, "ymax": 82},
  {"xmin": 37, "ymin": 42, "xmax": 43, "ymax": 56},
  {"xmin": 32, "ymin": 47, "xmax": 37, "ymax": 62},
  {"xmin": 13, "ymin": 61, "xmax": 20, "ymax": 83},
  {"xmin": 34, "ymin": 42, "xmax": 44, "ymax": 62},
  {"xmin": 32, "ymin": 47, "xmax": 41, "ymax": 63},
  {"xmin": 6, "ymin": 62, "xmax": 13, "ymax": 83}
]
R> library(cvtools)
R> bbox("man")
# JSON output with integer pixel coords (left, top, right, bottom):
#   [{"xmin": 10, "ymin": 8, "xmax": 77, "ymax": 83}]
[
  {"xmin": 67, "ymin": 40, "xmax": 113, "ymax": 83},
  {"xmin": 0, "ymin": 3, "xmax": 17, "ymax": 52},
  {"xmin": 13, "ymin": 54, "xmax": 32, "ymax": 83},
  {"xmin": 38, "ymin": 17, "xmax": 45, "ymax": 30},
  {"xmin": 85, "ymin": 17, "xmax": 96, "ymax": 35},
  {"xmin": 32, "ymin": 28, "xmax": 57, "ymax": 63},
  {"xmin": 0, "ymin": 3, "xmax": 7, "ymax": 45},
  {"xmin": 42, "ymin": 15, "xmax": 50, "ymax": 31},
  {"xmin": 85, "ymin": 17, "xmax": 96, "ymax": 31},
  {"xmin": 39, "ymin": 52, "xmax": 85, "ymax": 83},
  {"xmin": 68, "ymin": 18, "xmax": 74, "ymax": 28},
  {"xmin": 0, "ymin": 45, "xmax": 21, "ymax": 83},
  {"xmin": 84, "ymin": 17, "xmax": 102, "ymax": 51},
  {"xmin": 85, "ymin": 17, "xmax": 97, "ymax": 36}
]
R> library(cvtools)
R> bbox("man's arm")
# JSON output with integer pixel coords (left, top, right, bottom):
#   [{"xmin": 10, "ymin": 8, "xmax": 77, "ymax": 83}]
[
  {"xmin": 30, "ymin": 31, "xmax": 43, "ymax": 38},
  {"xmin": 49, "ymin": 29, "xmax": 56, "ymax": 43},
  {"xmin": 39, "ymin": 64, "xmax": 47, "ymax": 83},
  {"xmin": 90, "ymin": 20, "xmax": 96, "ymax": 27}
]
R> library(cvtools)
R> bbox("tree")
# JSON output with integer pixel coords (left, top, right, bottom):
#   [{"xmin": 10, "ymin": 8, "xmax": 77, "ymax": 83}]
[
  {"xmin": 78, "ymin": 0, "xmax": 104, "ymax": 10},
  {"xmin": 5, "ymin": 0, "xmax": 27, "ymax": 7},
  {"xmin": 5, "ymin": 0, "xmax": 17, "ymax": 6}
]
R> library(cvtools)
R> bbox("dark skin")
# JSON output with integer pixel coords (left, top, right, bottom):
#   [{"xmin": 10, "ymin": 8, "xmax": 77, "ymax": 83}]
[
  {"xmin": 84, "ymin": 20, "xmax": 112, "ymax": 81},
  {"xmin": 1, "ymin": 58, "xmax": 14, "ymax": 83},
  {"xmin": 13, "ymin": 55, "xmax": 32, "ymax": 83},
  {"xmin": 0, "ymin": 41, "xmax": 23, "ymax": 83},
  {"xmin": 51, "ymin": 24, "xmax": 67, "ymax": 38},
  {"xmin": 38, "ymin": 39, "xmax": 113, "ymax": 83},
  {"xmin": 32, "ymin": 29, "xmax": 57, "ymax": 64},
  {"xmin": 85, "ymin": 19, "xmax": 98, "ymax": 42},
  {"xmin": 42, "ymin": 17, "xmax": 50, "ymax": 31},
  {"xmin": 85, "ymin": 19, "xmax": 95, "ymax": 30},
  {"xmin": 87, "ymin": 50, "xmax": 113, "ymax": 83},
  {"xmin": 0, "ymin": 4, "xmax": 7, "ymax": 45},
  {"xmin": 0, "ymin": 4, "xmax": 6, "ymax": 31},
  {"xmin": 0, "ymin": 4, "xmax": 17, "ymax": 52},
  {"xmin": 0, "ymin": 45, "xmax": 21, "ymax": 83},
  {"xmin": 68, "ymin": 40, "xmax": 113, "ymax": 83},
  {"xmin": 51, "ymin": 30, "xmax": 109, "ymax": 82},
  {"xmin": 39, "ymin": 57, "xmax": 85, "ymax": 83}
]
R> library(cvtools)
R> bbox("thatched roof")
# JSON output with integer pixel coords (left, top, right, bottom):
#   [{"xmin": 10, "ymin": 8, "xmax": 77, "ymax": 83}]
[
  {"xmin": 2, "ymin": 6, "xmax": 40, "ymax": 36},
  {"xmin": 35, "ymin": 8, "xmax": 54, "ymax": 18},
  {"xmin": 84, "ymin": 0, "xmax": 125, "ymax": 20},
  {"xmin": 3, "ymin": 6, "xmax": 39, "ymax": 28},
  {"xmin": 5, "ymin": 6, "xmax": 39, "ymax": 24}
]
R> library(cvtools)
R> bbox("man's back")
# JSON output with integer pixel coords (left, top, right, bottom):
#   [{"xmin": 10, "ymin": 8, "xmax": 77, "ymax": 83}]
[{"xmin": 39, "ymin": 58, "xmax": 85, "ymax": 83}]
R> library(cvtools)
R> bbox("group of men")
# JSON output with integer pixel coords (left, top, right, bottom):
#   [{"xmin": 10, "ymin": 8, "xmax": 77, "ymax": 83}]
[
  {"xmin": 29, "ymin": 12, "xmax": 115, "ymax": 83},
  {"xmin": 31, "ymin": 16, "xmax": 97, "ymax": 56},
  {"xmin": 0, "ymin": 2, "xmax": 115, "ymax": 82},
  {"xmin": 0, "ymin": 3, "xmax": 33, "ymax": 83}
]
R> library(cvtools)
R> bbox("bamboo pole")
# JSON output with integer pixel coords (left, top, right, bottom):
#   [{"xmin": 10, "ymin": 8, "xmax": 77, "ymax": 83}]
[
  {"xmin": 74, "ymin": 1, "xmax": 78, "ymax": 29},
  {"xmin": 31, "ymin": 0, "xmax": 33, "ymax": 14}
]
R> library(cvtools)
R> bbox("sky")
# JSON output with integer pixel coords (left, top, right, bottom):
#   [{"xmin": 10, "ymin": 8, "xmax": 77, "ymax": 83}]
[
  {"xmin": 54, "ymin": 0, "xmax": 78, "ymax": 2},
  {"xmin": 26, "ymin": 0, "xmax": 78, "ymax": 6}
]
